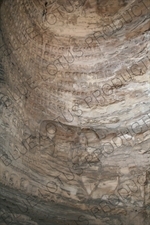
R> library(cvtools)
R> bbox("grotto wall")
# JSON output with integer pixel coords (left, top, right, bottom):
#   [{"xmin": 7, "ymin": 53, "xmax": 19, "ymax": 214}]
[{"xmin": 0, "ymin": 0, "xmax": 150, "ymax": 224}]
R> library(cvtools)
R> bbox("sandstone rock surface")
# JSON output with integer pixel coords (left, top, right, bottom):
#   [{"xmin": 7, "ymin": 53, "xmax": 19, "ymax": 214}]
[{"xmin": 0, "ymin": 0, "xmax": 150, "ymax": 224}]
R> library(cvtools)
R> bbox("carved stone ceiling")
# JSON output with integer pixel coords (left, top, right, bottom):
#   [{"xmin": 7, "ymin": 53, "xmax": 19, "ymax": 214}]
[{"xmin": 0, "ymin": 0, "xmax": 150, "ymax": 224}]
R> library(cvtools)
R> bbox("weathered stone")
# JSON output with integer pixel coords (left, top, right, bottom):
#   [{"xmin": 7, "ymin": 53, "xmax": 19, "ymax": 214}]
[{"xmin": 0, "ymin": 0, "xmax": 150, "ymax": 224}]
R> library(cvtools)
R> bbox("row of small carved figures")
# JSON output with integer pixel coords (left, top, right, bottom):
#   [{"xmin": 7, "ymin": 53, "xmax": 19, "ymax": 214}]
[
  {"xmin": 1, "ymin": 170, "xmax": 150, "ymax": 225},
  {"xmin": 1, "ymin": 170, "xmax": 67, "ymax": 202},
  {"xmin": 1, "ymin": 169, "xmax": 150, "ymax": 199}
]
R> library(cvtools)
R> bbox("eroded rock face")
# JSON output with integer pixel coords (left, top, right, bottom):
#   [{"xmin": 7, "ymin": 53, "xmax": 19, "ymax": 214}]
[{"xmin": 0, "ymin": 0, "xmax": 150, "ymax": 224}]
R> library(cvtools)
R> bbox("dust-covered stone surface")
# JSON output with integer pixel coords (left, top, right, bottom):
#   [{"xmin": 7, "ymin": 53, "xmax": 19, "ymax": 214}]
[{"xmin": 0, "ymin": 0, "xmax": 150, "ymax": 224}]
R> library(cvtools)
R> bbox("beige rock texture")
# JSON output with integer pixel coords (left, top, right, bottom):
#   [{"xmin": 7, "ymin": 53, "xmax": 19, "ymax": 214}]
[{"xmin": 0, "ymin": 0, "xmax": 150, "ymax": 224}]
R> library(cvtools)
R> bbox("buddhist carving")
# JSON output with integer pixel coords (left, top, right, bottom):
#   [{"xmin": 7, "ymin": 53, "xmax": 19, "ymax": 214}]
[{"xmin": 0, "ymin": 0, "xmax": 150, "ymax": 224}]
